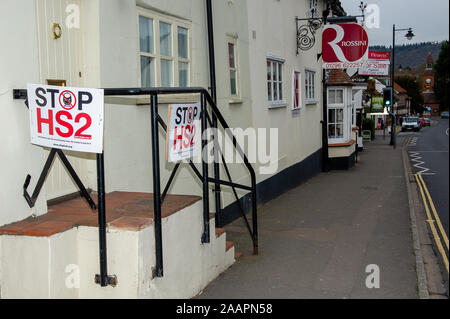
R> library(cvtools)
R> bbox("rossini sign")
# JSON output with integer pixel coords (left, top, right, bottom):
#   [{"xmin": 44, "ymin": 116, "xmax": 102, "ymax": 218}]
[{"xmin": 322, "ymin": 23, "xmax": 369, "ymax": 69}]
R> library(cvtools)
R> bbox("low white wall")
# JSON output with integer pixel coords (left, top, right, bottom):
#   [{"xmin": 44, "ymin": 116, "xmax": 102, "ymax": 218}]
[{"xmin": 0, "ymin": 200, "xmax": 234, "ymax": 299}]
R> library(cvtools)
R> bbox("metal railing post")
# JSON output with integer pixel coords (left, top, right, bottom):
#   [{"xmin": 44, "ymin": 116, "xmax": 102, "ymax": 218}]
[
  {"xmin": 201, "ymin": 92, "xmax": 210, "ymax": 243},
  {"xmin": 251, "ymin": 176, "xmax": 258, "ymax": 255},
  {"xmin": 150, "ymin": 94, "xmax": 164, "ymax": 277},
  {"xmin": 95, "ymin": 152, "xmax": 108, "ymax": 286}
]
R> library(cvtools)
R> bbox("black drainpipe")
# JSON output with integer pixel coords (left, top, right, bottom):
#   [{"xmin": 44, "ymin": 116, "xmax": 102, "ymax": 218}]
[
  {"xmin": 206, "ymin": 0, "xmax": 223, "ymax": 227},
  {"xmin": 322, "ymin": 69, "xmax": 329, "ymax": 172},
  {"xmin": 321, "ymin": 2, "xmax": 330, "ymax": 172}
]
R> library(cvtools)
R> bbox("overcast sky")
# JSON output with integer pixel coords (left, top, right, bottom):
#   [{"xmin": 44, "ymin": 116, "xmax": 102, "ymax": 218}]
[{"xmin": 340, "ymin": 0, "xmax": 449, "ymax": 46}]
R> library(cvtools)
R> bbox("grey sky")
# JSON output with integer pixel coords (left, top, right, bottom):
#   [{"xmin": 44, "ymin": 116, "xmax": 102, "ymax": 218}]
[{"xmin": 340, "ymin": 0, "xmax": 449, "ymax": 46}]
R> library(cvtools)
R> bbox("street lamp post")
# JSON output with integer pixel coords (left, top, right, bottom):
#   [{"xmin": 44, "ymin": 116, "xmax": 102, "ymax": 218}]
[{"xmin": 390, "ymin": 25, "xmax": 414, "ymax": 147}]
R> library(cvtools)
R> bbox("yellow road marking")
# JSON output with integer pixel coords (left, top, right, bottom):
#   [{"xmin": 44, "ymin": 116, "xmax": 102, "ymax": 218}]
[
  {"xmin": 418, "ymin": 174, "xmax": 449, "ymax": 250},
  {"xmin": 415, "ymin": 174, "xmax": 449, "ymax": 274}
]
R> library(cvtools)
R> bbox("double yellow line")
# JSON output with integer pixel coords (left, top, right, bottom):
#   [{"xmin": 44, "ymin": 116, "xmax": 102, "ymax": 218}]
[{"xmin": 414, "ymin": 173, "xmax": 449, "ymax": 274}]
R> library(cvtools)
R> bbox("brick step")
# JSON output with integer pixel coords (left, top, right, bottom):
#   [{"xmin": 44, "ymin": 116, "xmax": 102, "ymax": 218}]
[
  {"xmin": 226, "ymin": 240, "xmax": 235, "ymax": 252},
  {"xmin": 0, "ymin": 192, "xmax": 201, "ymax": 237},
  {"xmin": 215, "ymin": 227, "xmax": 226, "ymax": 238}
]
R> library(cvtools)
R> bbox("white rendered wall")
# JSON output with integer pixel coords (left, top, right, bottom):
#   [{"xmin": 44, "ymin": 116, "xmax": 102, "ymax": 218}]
[{"xmin": 0, "ymin": 200, "xmax": 234, "ymax": 299}]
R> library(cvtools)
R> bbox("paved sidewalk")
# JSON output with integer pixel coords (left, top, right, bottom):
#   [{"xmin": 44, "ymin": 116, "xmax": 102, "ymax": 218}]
[{"xmin": 198, "ymin": 137, "xmax": 419, "ymax": 299}]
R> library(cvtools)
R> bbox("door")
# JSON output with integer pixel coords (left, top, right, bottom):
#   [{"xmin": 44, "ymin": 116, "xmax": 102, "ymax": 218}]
[{"xmin": 35, "ymin": 0, "xmax": 93, "ymax": 200}]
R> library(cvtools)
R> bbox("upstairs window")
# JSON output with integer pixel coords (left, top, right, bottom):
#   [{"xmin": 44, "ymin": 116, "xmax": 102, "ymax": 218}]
[
  {"xmin": 309, "ymin": 0, "xmax": 319, "ymax": 18},
  {"xmin": 305, "ymin": 70, "xmax": 316, "ymax": 103},
  {"xmin": 138, "ymin": 11, "xmax": 190, "ymax": 88},
  {"xmin": 267, "ymin": 58, "xmax": 284, "ymax": 106},
  {"xmin": 228, "ymin": 39, "xmax": 239, "ymax": 97}
]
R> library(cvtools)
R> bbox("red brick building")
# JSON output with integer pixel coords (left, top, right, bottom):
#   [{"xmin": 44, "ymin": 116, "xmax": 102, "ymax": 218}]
[{"xmin": 421, "ymin": 53, "xmax": 440, "ymax": 116}]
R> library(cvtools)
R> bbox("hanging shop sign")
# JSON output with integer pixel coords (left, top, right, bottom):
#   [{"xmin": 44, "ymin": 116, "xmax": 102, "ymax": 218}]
[
  {"xmin": 166, "ymin": 103, "xmax": 201, "ymax": 163},
  {"xmin": 371, "ymin": 96, "xmax": 384, "ymax": 111},
  {"xmin": 27, "ymin": 83, "xmax": 104, "ymax": 153},
  {"xmin": 358, "ymin": 51, "xmax": 391, "ymax": 76},
  {"xmin": 322, "ymin": 23, "xmax": 369, "ymax": 69}
]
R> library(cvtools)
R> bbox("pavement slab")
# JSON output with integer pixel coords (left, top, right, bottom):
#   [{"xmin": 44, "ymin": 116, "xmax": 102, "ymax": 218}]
[{"xmin": 197, "ymin": 136, "xmax": 419, "ymax": 299}]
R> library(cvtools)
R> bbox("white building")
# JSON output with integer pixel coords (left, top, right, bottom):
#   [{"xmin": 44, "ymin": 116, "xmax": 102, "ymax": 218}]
[{"xmin": 0, "ymin": 0, "xmax": 335, "ymax": 298}]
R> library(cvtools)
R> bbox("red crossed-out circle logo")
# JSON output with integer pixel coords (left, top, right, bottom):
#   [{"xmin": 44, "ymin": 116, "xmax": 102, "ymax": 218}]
[
  {"xmin": 59, "ymin": 90, "xmax": 77, "ymax": 110},
  {"xmin": 322, "ymin": 23, "xmax": 369, "ymax": 63}
]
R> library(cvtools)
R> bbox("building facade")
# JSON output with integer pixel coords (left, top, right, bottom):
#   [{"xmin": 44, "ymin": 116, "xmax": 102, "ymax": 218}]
[
  {"xmin": 421, "ymin": 53, "xmax": 440, "ymax": 116},
  {"xmin": 0, "ymin": 0, "xmax": 333, "ymax": 298}
]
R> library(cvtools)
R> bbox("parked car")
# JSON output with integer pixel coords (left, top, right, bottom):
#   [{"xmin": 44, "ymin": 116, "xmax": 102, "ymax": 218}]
[
  {"xmin": 423, "ymin": 118, "xmax": 431, "ymax": 126},
  {"xmin": 441, "ymin": 111, "xmax": 449, "ymax": 119},
  {"xmin": 419, "ymin": 118, "xmax": 426, "ymax": 127},
  {"xmin": 402, "ymin": 117, "xmax": 422, "ymax": 132}
]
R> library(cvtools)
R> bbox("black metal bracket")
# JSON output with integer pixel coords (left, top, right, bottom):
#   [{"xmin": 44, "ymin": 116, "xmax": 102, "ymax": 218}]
[
  {"xmin": 23, "ymin": 148, "xmax": 97, "ymax": 210},
  {"xmin": 296, "ymin": 16, "xmax": 324, "ymax": 54},
  {"xmin": 95, "ymin": 274, "xmax": 118, "ymax": 287}
]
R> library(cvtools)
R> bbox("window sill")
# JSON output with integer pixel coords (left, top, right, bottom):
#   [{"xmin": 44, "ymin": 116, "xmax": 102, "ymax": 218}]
[
  {"xmin": 328, "ymin": 139, "xmax": 356, "ymax": 147},
  {"xmin": 305, "ymin": 100, "xmax": 317, "ymax": 105},
  {"xmin": 136, "ymin": 93, "xmax": 200, "ymax": 105},
  {"xmin": 268, "ymin": 103, "xmax": 287, "ymax": 109},
  {"xmin": 229, "ymin": 97, "xmax": 244, "ymax": 105}
]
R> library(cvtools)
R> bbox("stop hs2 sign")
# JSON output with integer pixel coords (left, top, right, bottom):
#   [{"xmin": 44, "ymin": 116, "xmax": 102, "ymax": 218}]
[
  {"xmin": 322, "ymin": 23, "xmax": 369, "ymax": 69},
  {"xmin": 27, "ymin": 83, "xmax": 104, "ymax": 154},
  {"xmin": 166, "ymin": 103, "xmax": 201, "ymax": 163}
]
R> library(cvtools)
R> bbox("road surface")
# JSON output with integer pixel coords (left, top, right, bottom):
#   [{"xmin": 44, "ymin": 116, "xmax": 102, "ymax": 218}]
[{"xmin": 406, "ymin": 117, "xmax": 449, "ymax": 273}]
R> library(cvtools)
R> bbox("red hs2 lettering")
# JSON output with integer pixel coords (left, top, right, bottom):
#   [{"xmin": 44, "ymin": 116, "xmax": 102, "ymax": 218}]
[
  {"xmin": 34, "ymin": 87, "xmax": 93, "ymax": 140},
  {"xmin": 173, "ymin": 106, "xmax": 198, "ymax": 151}
]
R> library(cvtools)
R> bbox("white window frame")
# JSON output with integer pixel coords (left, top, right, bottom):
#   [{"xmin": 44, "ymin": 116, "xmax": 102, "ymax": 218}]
[
  {"xmin": 309, "ymin": 0, "xmax": 319, "ymax": 18},
  {"xmin": 227, "ymin": 37, "xmax": 240, "ymax": 98},
  {"xmin": 137, "ymin": 8, "xmax": 191, "ymax": 88},
  {"xmin": 267, "ymin": 56, "xmax": 286, "ymax": 108},
  {"xmin": 305, "ymin": 69, "xmax": 316, "ymax": 104},
  {"xmin": 292, "ymin": 70, "xmax": 302, "ymax": 110},
  {"xmin": 327, "ymin": 87, "xmax": 348, "ymax": 144}
]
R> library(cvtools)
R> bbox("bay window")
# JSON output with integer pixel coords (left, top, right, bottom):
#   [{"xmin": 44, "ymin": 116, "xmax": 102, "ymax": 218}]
[{"xmin": 328, "ymin": 88, "xmax": 345, "ymax": 142}]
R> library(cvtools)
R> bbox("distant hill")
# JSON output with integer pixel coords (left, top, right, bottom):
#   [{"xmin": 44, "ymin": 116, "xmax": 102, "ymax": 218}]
[{"xmin": 370, "ymin": 41, "xmax": 445, "ymax": 70}]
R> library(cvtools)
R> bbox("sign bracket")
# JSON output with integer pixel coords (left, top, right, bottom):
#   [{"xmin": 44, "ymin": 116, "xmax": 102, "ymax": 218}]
[{"xmin": 23, "ymin": 148, "xmax": 97, "ymax": 210}]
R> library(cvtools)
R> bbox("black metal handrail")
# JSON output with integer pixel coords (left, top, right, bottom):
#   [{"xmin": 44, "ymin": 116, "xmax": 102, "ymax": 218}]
[{"xmin": 13, "ymin": 87, "xmax": 258, "ymax": 285}]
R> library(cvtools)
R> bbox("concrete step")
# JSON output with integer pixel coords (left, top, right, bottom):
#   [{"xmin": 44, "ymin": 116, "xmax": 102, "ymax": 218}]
[{"xmin": 0, "ymin": 192, "xmax": 236, "ymax": 298}]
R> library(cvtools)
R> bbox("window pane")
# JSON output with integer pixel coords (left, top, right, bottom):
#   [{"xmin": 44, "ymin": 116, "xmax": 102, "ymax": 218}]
[
  {"xmin": 230, "ymin": 70, "xmax": 237, "ymax": 95},
  {"xmin": 278, "ymin": 63, "xmax": 282, "ymax": 82},
  {"xmin": 177, "ymin": 27, "xmax": 188, "ymax": 59},
  {"xmin": 139, "ymin": 16, "xmax": 154, "ymax": 53},
  {"xmin": 336, "ymin": 124, "xmax": 344, "ymax": 137},
  {"xmin": 336, "ymin": 90, "xmax": 343, "ymax": 104},
  {"xmin": 141, "ymin": 56, "xmax": 155, "ymax": 87},
  {"xmin": 328, "ymin": 90, "xmax": 335, "ymax": 104},
  {"xmin": 160, "ymin": 22, "xmax": 172, "ymax": 56},
  {"xmin": 161, "ymin": 59, "xmax": 172, "ymax": 86},
  {"xmin": 274, "ymin": 80, "xmax": 278, "ymax": 101},
  {"xmin": 268, "ymin": 81, "xmax": 272, "ymax": 101},
  {"xmin": 228, "ymin": 43, "xmax": 235, "ymax": 68},
  {"xmin": 328, "ymin": 124, "xmax": 336, "ymax": 138},
  {"xmin": 328, "ymin": 109, "xmax": 335, "ymax": 123},
  {"xmin": 179, "ymin": 62, "xmax": 189, "ymax": 87},
  {"xmin": 267, "ymin": 61, "xmax": 272, "ymax": 81},
  {"xmin": 274, "ymin": 63, "xmax": 278, "ymax": 85},
  {"xmin": 279, "ymin": 83, "xmax": 283, "ymax": 100},
  {"xmin": 337, "ymin": 109, "xmax": 344, "ymax": 122}
]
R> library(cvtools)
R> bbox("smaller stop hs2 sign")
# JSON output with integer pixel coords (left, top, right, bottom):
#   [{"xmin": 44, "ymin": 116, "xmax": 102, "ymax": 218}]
[{"xmin": 27, "ymin": 83, "xmax": 104, "ymax": 154}]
